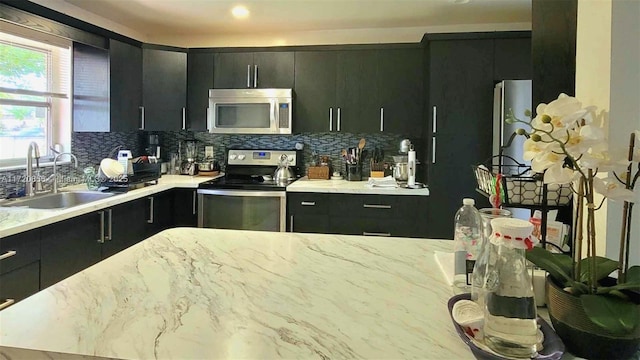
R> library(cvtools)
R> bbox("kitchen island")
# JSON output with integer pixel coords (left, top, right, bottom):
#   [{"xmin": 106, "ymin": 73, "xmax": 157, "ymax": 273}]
[{"xmin": 0, "ymin": 228, "xmax": 471, "ymax": 359}]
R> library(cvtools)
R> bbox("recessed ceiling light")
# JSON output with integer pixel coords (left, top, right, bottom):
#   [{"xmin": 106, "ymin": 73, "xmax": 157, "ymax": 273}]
[{"xmin": 231, "ymin": 5, "xmax": 250, "ymax": 19}]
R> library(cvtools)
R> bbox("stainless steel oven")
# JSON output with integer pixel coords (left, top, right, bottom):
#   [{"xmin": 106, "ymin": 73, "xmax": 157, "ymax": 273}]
[{"xmin": 197, "ymin": 149, "xmax": 300, "ymax": 232}]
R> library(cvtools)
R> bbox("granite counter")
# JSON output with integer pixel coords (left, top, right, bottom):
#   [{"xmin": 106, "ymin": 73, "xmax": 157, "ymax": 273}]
[{"xmin": 287, "ymin": 176, "xmax": 430, "ymax": 196}]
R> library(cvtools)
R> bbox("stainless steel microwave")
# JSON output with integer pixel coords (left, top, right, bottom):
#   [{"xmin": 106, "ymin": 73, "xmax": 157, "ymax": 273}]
[{"xmin": 207, "ymin": 88, "xmax": 292, "ymax": 134}]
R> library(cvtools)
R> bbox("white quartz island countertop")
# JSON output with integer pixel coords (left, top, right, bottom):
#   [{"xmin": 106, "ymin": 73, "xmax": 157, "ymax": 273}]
[
  {"xmin": 0, "ymin": 228, "xmax": 469, "ymax": 360},
  {"xmin": 287, "ymin": 176, "xmax": 430, "ymax": 196}
]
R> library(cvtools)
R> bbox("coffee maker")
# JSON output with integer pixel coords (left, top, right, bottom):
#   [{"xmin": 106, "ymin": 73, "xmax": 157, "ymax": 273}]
[{"xmin": 144, "ymin": 134, "xmax": 162, "ymax": 160}]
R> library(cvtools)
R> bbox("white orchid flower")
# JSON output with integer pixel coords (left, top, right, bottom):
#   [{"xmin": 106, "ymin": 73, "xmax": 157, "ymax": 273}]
[
  {"xmin": 545, "ymin": 93, "xmax": 583, "ymax": 117},
  {"xmin": 531, "ymin": 150, "xmax": 566, "ymax": 173},
  {"xmin": 543, "ymin": 162, "xmax": 576, "ymax": 184},
  {"xmin": 523, "ymin": 138, "xmax": 547, "ymax": 161},
  {"xmin": 593, "ymin": 177, "xmax": 636, "ymax": 202}
]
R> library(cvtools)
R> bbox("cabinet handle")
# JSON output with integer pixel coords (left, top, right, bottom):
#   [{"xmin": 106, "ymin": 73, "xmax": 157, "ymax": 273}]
[
  {"xmin": 432, "ymin": 106, "xmax": 437, "ymax": 133},
  {"xmin": 182, "ymin": 107, "xmax": 186, "ymax": 130},
  {"xmin": 0, "ymin": 250, "xmax": 17, "ymax": 261},
  {"xmin": 363, "ymin": 232, "xmax": 391, "ymax": 237},
  {"xmin": 337, "ymin": 107, "xmax": 341, "ymax": 131},
  {"xmin": 301, "ymin": 201, "xmax": 316, "ymax": 206},
  {"xmin": 147, "ymin": 196, "xmax": 154, "ymax": 224},
  {"xmin": 432, "ymin": 137, "xmax": 437, "ymax": 164},
  {"xmin": 98, "ymin": 211, "xmax": 105, "ymax": 243},
  {"xmin": 206, "ymin": 107, "xmax": 212, "ymax": 132},
  {"xmin": 363, "ymin": 204, "xmax": 391, "ymax": 209},
  {"xmin": 289, "ymin": 215, "xmax": 294, "ymax": 232},
  {"xmin": 0, "ymin": 298, "xmax": 15, "ymax": 310},
  {"xmin": 329, "ymin": 108, "xmax": 333, "ymax": 131},
  {"xmin": 192, "ymin": 190, "xmax": 197, "ymax": 215},
  {"xmin": 106, "ymin": 208, "xmax": 113, "ymax": 241},
  {"xmin": 139, "ymin": 106, "xmax": 145, "ymax": 130},
  {"xmin": 247, "ymin": 65, "xmax": 251, "ymax": 88},
  {"xmin": 380, "ymin": 107, "xmax": 384, "ymax": 132},
  {"xmin": 254, "ymin": 65, "xmax": 258, "ymax": 88}
]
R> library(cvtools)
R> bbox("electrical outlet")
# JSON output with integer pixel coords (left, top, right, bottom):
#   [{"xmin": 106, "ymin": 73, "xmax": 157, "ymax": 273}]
[{"xmin": 205, "ymin": 146, "xmax": 214, "ymax": 158}]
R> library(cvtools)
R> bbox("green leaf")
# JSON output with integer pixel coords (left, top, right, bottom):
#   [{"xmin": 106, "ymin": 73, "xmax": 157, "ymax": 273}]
[
  {"xmin": 581, "ymin": 294, "xmax": 640, "ymax": 335},
  {"xmin": 526, "ymin": 247, "xmax": 573, "ymax": 285},
  {"xmin": 625, "ymin": 266, "xmax": 640, "ymax": 284},
  {"xmin": 578, "ymin": 257, "xmax": 619, "ymax": 283}
]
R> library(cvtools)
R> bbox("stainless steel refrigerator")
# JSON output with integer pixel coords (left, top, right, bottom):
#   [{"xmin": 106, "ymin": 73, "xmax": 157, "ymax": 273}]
[{"xmin": 492, "ymin": 79, "xmax": 532, "ymax": 220}]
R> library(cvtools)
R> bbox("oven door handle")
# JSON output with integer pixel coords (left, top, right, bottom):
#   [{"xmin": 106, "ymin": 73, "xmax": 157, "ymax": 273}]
[{"xmin": 197, "ymin": 189, "xmax": 286, "ymax": 197}]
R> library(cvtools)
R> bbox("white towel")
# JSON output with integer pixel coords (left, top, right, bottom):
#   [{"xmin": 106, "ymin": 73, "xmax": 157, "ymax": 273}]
[
  {"xmin": 366, "ymin": 175, "xmax": 398, "ymax": 188},
  {"xmin": 435, "ymin": 251, "xmax": 455, "ymax": 286}
]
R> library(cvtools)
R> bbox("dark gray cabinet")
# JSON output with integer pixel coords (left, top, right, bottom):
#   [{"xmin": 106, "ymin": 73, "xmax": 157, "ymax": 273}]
[
  {"xmin": 142, "ymin": 46, "xmax": 187, "ymax": 131},
  {"xmin": 0, "ymin": 228, "xmax": 40, "ymax": 308},
  {"xmin": 72, "ymin": 42, "xmax": 110, "ymax": 132},
  {"xmin": 103, "ymin": 198, "xmax": 148, "ymax": 258},
  {"xmin": 173, "ymin": 189, "xmax": 198, "ymax": 227},
  {"xmin": 187, "ymin": 51, "xmax": 214, "ymax": 131},
  {"xmin": 288, "ymin": 192, "xmax": 429, "ymax": 238},
  {"xmin": 109, "ymin": 39, "xmax": 143, "ymax": 131},
  {"xmin": 144, "ymin": 191, "xmax": 175, "ymax": 236},
  {"xmin": 294, "ymin": 51, "xmax": 337, "ymax": 133},
  {"xmin": 213, "ymin": 51, "xmax": 294, "ymax": 89}
]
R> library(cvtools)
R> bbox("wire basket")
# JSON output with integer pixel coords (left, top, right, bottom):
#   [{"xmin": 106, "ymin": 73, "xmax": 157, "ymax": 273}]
[{"xmin": 473, "ymin": 155, "xmax": 572, "ymax": 206}]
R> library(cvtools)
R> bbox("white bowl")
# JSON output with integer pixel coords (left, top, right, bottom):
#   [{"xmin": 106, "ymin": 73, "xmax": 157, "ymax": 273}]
[{"xmin": 99, "ymin": 158, "xmax": 124, "ymax": 179}]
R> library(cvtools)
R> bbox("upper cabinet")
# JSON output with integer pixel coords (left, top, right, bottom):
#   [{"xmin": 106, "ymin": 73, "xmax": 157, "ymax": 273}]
[
  {"xmin": 294, "ymin": 46, "xmax": 423, "ymax": 134},
  {"xmin": 213, "ymin": 51, "xmax": 294, "ymax": 89},
  {"xmin": 109, "ymin": 39, "xmax": 142, "ymax": 132},
  {"xmin": 186, "ymin": 51, "xmax": 214, "ymax": 131},
  {"xmin": 72, "ymin": 42, "xmax": 110, "ymax": 132},
  {"xmin": 142, "ymin": 46, "xmax": 187, "ymax": 131}
]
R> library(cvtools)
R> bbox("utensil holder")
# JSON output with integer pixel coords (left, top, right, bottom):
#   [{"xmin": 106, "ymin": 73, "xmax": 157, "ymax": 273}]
[{"xmin": 346, "ymin": 163, "xmax": 362, "ymax": 181}]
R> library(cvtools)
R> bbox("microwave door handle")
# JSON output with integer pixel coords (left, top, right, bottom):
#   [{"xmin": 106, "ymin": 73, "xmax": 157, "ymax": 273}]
[
  {"xmin": 247, "ymin": 65, "xmax": 251, "ymax": 88},
  {"xmin": 271, "ymin": 100, "xmax": 277, "ymax": 128}
]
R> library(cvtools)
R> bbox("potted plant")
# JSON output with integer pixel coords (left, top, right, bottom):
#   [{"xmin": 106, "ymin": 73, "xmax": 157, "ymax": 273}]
[{"xmin": 507, "ymin": 93, "xmax": 640, "ymax": 359}]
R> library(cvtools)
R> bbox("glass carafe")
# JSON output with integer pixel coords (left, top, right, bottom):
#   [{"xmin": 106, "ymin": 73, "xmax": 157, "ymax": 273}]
[{"xmin": 483, "ymin": 217, "xmax": 539, "ymax": 358}]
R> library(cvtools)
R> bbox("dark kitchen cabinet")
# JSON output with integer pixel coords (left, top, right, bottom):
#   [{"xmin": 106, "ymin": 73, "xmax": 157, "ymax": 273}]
[
  {"xmin": 335, "ymin": 50, "xmax": 380, "ymax": 133},
  {"xmin": 109, "ymin": 39, "xmax": 143, "ymax": 131},
  {"xmin": 494, "ymin": 37, "xmax": 532, "ymax": 81},
  {"xmin": 294, "ymin": 51, "xmax": 337, "ymax": 133},
  {"xmin": 213, "ymin": 51, "xmax": 294, "ymax": 89},
  {"xmin": 144, "ymin": 191, "xmax": 174, "ymax": 236},
  {"xmin": 72, "ymin": 42, "xmax": 110, "ymax": 132},
  {"xmin": 0, "ymin": 228, "xmax": 40, "ymax": 308},
  {"xmin": 187, "ymin": 51, "xmax": 214, "ymax": 131},
  {"xmin": 287, "ymin": 192, "xmax": 331, "ymax": 233},
  {"xmin": 104, "ymin": 198, "xmax": 149, "ymax": 258},
  {"xmin": 173, "ymin": 189, "xmax": 198, "ymax": 227},
  {"xmin": 142, "ymin": 46, "xmax": 187, "ymax": 131}
]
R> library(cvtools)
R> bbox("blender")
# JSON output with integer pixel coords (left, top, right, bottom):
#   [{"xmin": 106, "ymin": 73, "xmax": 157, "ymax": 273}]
[{"xmin": 180, "ymin": 139, "xmax": 198, "ymax": 175}]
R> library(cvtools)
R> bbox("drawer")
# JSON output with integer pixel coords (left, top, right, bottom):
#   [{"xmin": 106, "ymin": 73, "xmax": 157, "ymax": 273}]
[
  {"xmin": 331, "ymin": 217, "xmax": 420, "ymax": 238},
  {"xmin": 0, "ymin": 228, "xmax": 40, "ymax": 276},
  {"xmin": 0, "ymin": 261, "xmax": 40, "ymax": 309},
  {"xmin": 288, "ymin": 193, "xmax": 331, "ymax": 215},
  {"xmin": 330, "ymin": 194, "xmax": 420, "ymax": 219}
]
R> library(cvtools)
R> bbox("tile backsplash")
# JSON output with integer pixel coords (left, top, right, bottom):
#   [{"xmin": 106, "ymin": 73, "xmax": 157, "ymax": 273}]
[{"xmin": 0, "ymin": 130, "xmax": 424, "ymax": 198}]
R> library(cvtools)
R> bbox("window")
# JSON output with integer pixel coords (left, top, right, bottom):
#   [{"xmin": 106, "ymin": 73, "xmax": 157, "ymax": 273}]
[{"xmin": 0, "ymin": 21, "xmax": 71, "ymax": 169}]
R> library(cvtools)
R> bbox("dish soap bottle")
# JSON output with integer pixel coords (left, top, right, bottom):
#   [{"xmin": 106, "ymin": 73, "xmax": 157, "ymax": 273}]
[
  {"xmin": 453, "ymin": 198, "xmax": 482, "ymax": 294},
  {"xmin": 483, "ymin": 217, "xmax": 539, "ymax": 358}
]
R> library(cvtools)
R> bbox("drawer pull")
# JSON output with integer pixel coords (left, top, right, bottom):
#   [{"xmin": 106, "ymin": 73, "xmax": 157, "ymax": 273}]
[
  {"xmin": 301, "ymin": 201, "xmax": 316, "ymax": 206},
  {"xmin": 363, "ymin": 232, "xmax": 391, "ymax": 237},
  {"xmin": 0, "ymin": 250, "xmax": 17, "ymax": 261},
  {"xmin": 0, "ymin": 298, "xmax": 15, "ymax": 310},
  {"xmin": 363, "ymin": 204, "xmax": 391, "ymax": 209}
]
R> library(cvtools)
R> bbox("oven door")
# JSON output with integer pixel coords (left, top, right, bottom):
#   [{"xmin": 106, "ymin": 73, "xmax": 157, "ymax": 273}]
[{"xmin": 197, "ymin": 189, "xmax": 286, "ymax": 232}]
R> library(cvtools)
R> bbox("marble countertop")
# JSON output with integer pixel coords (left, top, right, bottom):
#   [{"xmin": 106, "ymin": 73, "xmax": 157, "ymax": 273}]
[
  {"xmin": 287, "ymin": 176, "xmax": 430, "ymax": 196},
  {"xmin": 0, "ymin": 228, "xmax": 470, "ymax": 360},
  {"xmin": 0, "ymin": 174, "xmax": 221, "ymax": 238}
]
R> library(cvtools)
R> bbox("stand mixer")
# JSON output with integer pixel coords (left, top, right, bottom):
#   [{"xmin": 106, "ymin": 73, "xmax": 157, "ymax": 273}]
[{"xmin": 180, "ymin": 139, "xmax": 198, "ymax": 175}]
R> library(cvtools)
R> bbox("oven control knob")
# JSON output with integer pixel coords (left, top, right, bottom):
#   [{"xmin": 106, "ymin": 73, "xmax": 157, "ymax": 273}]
[
  {"xmin": 238, "ymin": 154, "xmax": 246, "ymax": 160},
  {"xmin": 229, "ymin": 154, "xmax": 237, "ymax": 160}
]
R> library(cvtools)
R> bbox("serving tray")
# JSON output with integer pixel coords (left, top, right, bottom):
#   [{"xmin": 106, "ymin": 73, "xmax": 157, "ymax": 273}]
[{"xmin": 448, "ymin": 293, "xmax": 565, "ymax": 360}]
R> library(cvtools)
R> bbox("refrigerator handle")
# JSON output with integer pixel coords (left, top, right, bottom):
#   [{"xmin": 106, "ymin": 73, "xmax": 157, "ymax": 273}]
[
  {"xmin": 432, "ymin": 106, "xmax": 437, "ymax": 133},
  {"xmin": 432, "ymin": 137, "xmax": 436, "ymax": 164}
]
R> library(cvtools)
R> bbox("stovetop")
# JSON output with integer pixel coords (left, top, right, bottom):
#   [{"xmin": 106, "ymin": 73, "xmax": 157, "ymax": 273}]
[{"xmin": 198, "ymin": 174, "xmax": 297, "ymax": 191}]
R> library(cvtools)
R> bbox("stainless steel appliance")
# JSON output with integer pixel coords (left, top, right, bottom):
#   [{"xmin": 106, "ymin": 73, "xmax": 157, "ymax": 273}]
[
  {"xmin": 207, "ymin": 89, "xmax": 293, "ymax": 134},
  {"xmin": 197, "ymin": 149, "xmax": 301, "ymax": 231},
  {"xmin": 493, "ymin": 79, "xmax": 532, "ymax": 219}
]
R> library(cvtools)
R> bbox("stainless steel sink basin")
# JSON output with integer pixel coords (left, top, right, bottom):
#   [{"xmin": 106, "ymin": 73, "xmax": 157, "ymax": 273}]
[{"xmin": 1, "ymin": 191, "xmax": 116, "ymax": 209}]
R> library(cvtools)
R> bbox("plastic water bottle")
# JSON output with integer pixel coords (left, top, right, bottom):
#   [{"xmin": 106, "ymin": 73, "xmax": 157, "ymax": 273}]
[{"xmin": 453, "ymin": 198, "xmax": 483, "ymax": 294}]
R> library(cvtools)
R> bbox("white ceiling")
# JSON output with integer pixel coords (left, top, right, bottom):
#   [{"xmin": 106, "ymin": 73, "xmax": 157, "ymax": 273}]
[{"xmin": 35, "ymin": 0, "xmax": 532, "ymax": 47}]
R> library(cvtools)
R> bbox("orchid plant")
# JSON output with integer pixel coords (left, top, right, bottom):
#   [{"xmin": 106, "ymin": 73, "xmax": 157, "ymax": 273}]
[{"xmin": 507, "ymin": 93, "xmax": 640, "ymax": 335}]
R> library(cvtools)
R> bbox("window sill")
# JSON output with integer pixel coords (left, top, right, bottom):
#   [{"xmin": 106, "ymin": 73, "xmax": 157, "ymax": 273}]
[{"xmin": 0, "ymin": 159, "xmax": 72, "ymax": 172}]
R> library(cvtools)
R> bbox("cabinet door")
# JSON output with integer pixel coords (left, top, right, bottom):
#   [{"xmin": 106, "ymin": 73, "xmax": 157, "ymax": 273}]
[
  {"xmin": 427, "ymin": 39, "xmax": 495, "ymax": 239},
  {"xmin": 110, "ymin": 39, "xmax": 142, "ymax": 131},
  {"xmin": 0, "ymin": 228, "xmax": 40, "ymax": 276},
  {"xmin": 105, "ymin": 198, "xmax": 148, "ymax": 258},
  {"xmin": 336, "ymin": 50, "xmax": 379, "ymax": 133},
  {"xmin": 494, "ymin": 37, "xmax": 532, "ymax": 80},
  {"xmin": 173, "ymin": 189, "xmax": 198, "ymax": 227},
  {"xmin": 253, "ymin": 52, "xmax": 294, "ymax": 88},
  {"xmin": 145, "ymin": 191, "xmax": 174, "ymax": 236},
  {"xmin": 187, "ymin": 51, "xmax": 214, "ymax": 131},
  {"xmin": 72, "ymin": 43, "xmax": 110, "ymax": 132},
  {"xmin": 287, "ymin": 193, "xmax": 330, "ymax": 233},
  {"xmin": 213, "ymin": 52, "xmax": 254, "ymax": 88},
  {"xmin": 293, "ymin": 51, "xmax": 337, "ymax": 133},
  {"xmin": 142, "ymin": 48, "xmax": 187, "ymax": 131},
  {"xmin": 40, "ymin": 212, "xmax": 102, "ymax": 288},
  {"xmin": 0, "ymin": 262, "xmax": 40, "ymax": 308},
  {"xmin": 378, "ymin": 48, "xmax": 424, "ymax": 134}
]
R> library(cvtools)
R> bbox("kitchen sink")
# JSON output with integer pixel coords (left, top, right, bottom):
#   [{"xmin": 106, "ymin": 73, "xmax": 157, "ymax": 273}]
[{"xmin": 0, "ymin": 191, "xmax": 117, "ymax": 209}]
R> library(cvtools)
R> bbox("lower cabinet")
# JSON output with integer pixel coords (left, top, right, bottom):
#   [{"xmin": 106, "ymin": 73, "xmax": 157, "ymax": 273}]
[
  {"xmin": 287, "ymin": 193, "xmax": 429, "ymax": 238},
  {"xmin": 0, "ymin": 228, "xmax": 41, "ymax": 309},
  {"xmin": 172, "ymin": 189, "xmax": 198, "ymax": 227},
  {"xmin": 145, "ymin": 191, "xmax": 175, "ymax": 236}
]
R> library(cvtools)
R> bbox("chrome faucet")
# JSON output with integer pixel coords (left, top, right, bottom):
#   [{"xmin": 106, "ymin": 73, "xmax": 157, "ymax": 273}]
[
  {"xmin": 25, "ymin": 142, "xmax": 41, "ymax": 197},
  {"xmin": 52, "ymin": 152, "xmax": 78, "ymax": 193}
]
